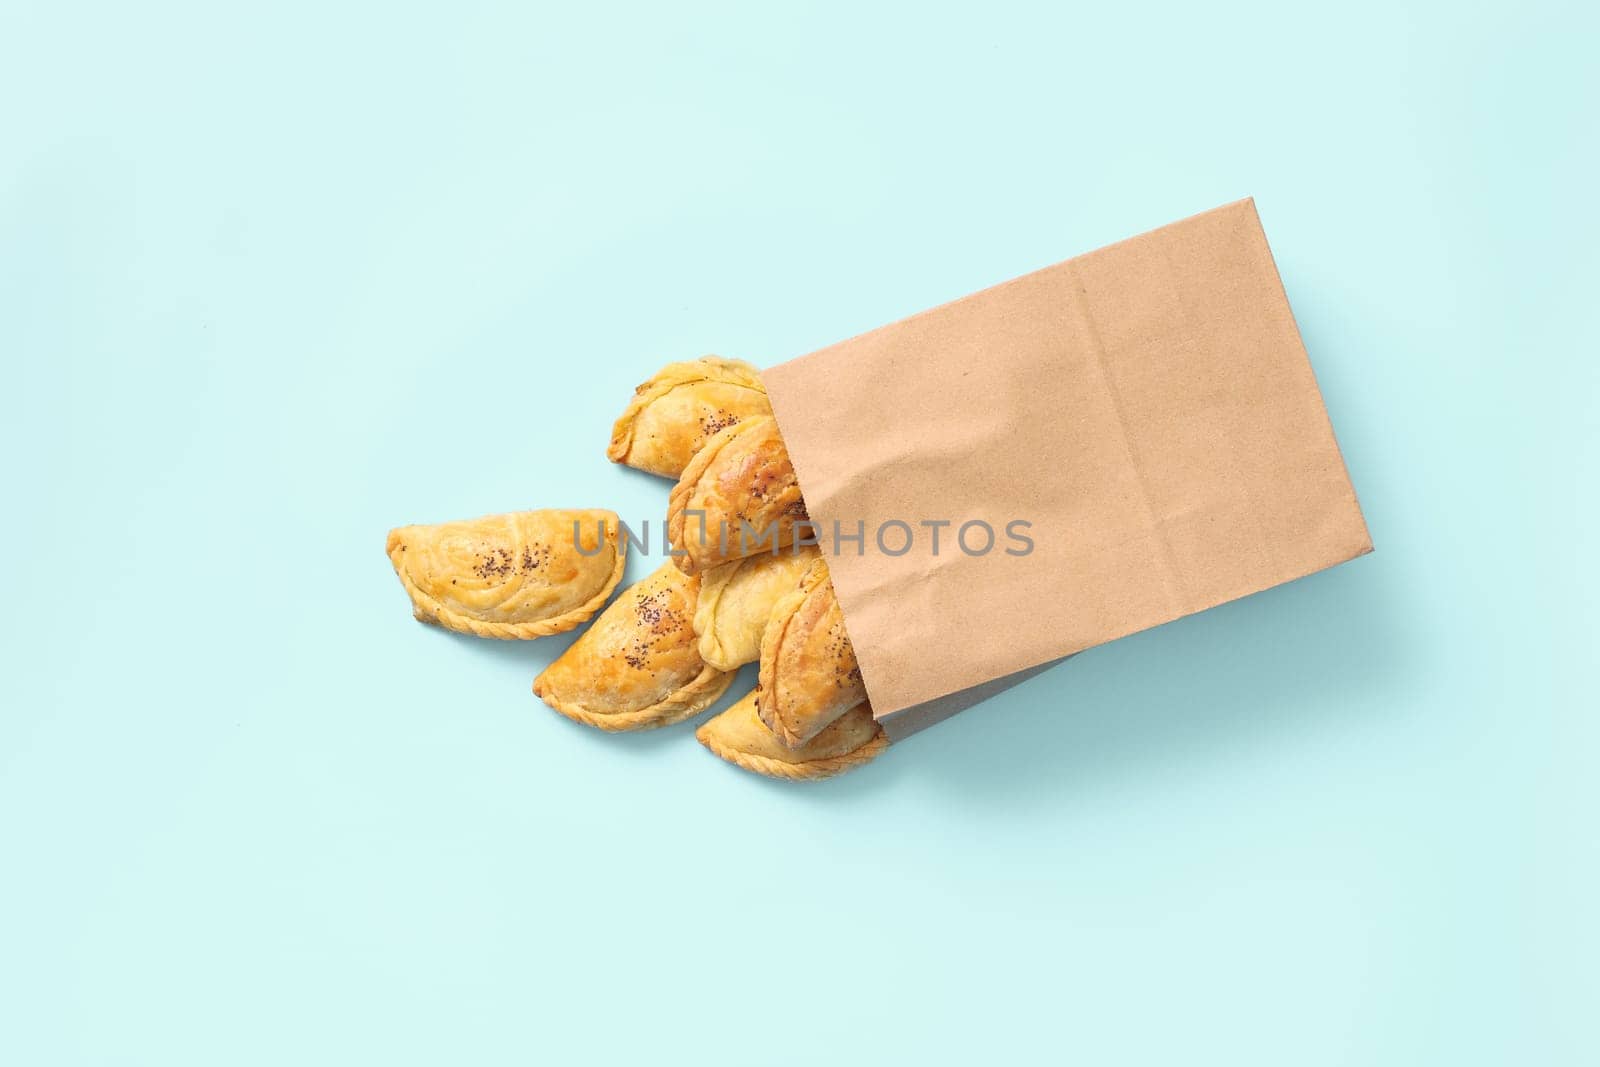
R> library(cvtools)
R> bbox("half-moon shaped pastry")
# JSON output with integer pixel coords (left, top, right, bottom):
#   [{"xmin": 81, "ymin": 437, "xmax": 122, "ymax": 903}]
[
  {"xmin": 756, "ymin": 557, "xmax": 867, "ymax": 748},
  {"xmin": 696, "ymin": 689, "xmax": 887, "ymax": 781},
  {"xmin": 387, "ymin": 509, "xmax": 625, "ymax": 639},
  {"xmin": 693, "ymin": 546, "xmax": 820, "ymax": 671},
  {"xmin": 666, "ymin": 415, "xmax": 809, "ymax": 575},
  {"xmin": 533, "ymin": 562, "xmax": 734, "ymax": 731},
  {"xmin": 607, "ymin": 356, "xmax": 772, "ymax": 479}
]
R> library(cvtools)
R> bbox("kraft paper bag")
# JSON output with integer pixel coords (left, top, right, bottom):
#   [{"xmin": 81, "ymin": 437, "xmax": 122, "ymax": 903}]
[{"xmin": 762, "ymin": 199, "xmax": 1372, "ymax": 739}]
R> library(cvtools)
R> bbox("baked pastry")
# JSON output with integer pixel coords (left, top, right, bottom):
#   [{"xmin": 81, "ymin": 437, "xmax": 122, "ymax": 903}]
[
  {"xmin": 387, "ymin": 509, "xmax": 625, "ymax": 639},
  {"xmin": 693, "ymin": 546, "xmax": 820, "ymax": 671},
  {"xmin": 697, "ymin": 690, "xmax": 887, "ymax": 781},
  {"xmin": 533, "ymin": 562, "xmax": 734, "ymax": 731},
  {"xmin": 666, "ymin": 415, "xmax": 809, "ymax": 574},
  {"xmin": 607, "ymin": 356, "xmax": 772, "ymax": 479},
  {"xmin": 756, "ymin": 557, "xmax": 867, "ymax": 747}
]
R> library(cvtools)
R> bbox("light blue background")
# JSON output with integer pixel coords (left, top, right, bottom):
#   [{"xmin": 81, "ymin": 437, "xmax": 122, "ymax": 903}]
[{"xmin": 3, "ymin": 2, "xmax": 1594, "ymax": 1063}]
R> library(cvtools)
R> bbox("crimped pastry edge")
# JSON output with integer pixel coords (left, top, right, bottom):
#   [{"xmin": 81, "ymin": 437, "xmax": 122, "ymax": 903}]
[
  {"xmin": 665, "ymin": 415, "xmax": 773, "ymax": 574},
  {"xmin": 754, "ymin": 558, "xmax": 831, "ymax": 746},
  {"xmin": 695, "ymin": 722, "xmax": 889, "ymax": 781},
  {"xmin": 387, "ymin": 519, "xmax": 627, "ymax": 640},
  {"xmin": 533, "ymin": 663, "xmax": 734, "ymax": 732},
  {"xmin": 606, "ymin": 356, "xmax": 767, "ymax": 473}
]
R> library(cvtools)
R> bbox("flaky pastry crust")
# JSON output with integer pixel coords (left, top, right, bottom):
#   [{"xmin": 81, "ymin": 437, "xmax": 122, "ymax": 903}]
[
  {"xmin": 666, "ymin": 415, "xmax": 809, "ymax": 575},
  {"xmin": 697, "ymin": 690, "xmax": 887, "ymax": 781},
  {"xmin": 756, "ymin": 557, "xmax": 867, "ymax": 748},
  {"xmin": 387, "ymin": 509, "xmax": 625, "ymax": 639},
  {"xmin": 606, "ymin": 356, "xmax": 771, "ymax": 479},
  {"xmin": 533, "ymin": 562, "xmax": 733, "ymax": 731},
  {"xmin": 693, "ymin": 546, "xmax": 820, "ymax": 671}
]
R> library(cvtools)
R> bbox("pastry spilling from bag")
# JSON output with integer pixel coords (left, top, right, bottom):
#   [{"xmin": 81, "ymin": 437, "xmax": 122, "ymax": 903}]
[
  {"xmin": 666, "ymin": 415, "xmax": 810, "ymax": 575},
  {"xmin": 693, "ymin": 546, "xmax": 820, "ymax": 671},
  {"xmin": 533, "ymin": 561, "xmax": 734, "ymax": 731},
  {"xmin": 387, "ymin": 509, "xmax": 625, "ymax": 639},
  {"xmin": 696, "ymin": 689, "xmax": 887, "ymax": 781},
  {"xmin": 607, "ymin": 356, "xmax": 772, "ymax": 479},
  {"xmin": 756, "ymin": 557, "xmax": 868, "ymax": 748}
]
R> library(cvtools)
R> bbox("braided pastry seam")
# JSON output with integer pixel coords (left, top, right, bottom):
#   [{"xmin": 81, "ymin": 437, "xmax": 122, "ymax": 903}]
[
  {"xmin": 665, "ymin": 416, "xmax": 767, "ymax": 574},
  {"xmin": 754, "ymin": 560, "xmax": 831, "ymax": 747},
  {"xmin": 536, "ymin": 665, "xmax": 734, "ymax": 732},
  {"xmin": 695, "ymin": 726, "xmax": 889, "ymax": 781}
]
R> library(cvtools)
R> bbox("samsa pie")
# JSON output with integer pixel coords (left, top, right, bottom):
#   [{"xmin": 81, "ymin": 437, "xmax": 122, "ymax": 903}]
[
  {"xmin": 693, "ymin": 546, "xmax": 820, "ymax": 671},
  {"xmin": 696, "ymin": 690, "xmax": 887, "ymax": 781},
  {"xmin": 757, "ymin": 557, "xmax": 867, "ymax": 748},
  {"xmin": 533, "ymin": 562, "xmax": 734, "ymax": 731},
  {"xmin": 387, "ymin": 509, "xmax": 625, "ymax": 639},
  {"xmin": 666, "ymin": 415, "xmax": 809, "ymax": 575},
  {"xmin": 607, "ymin": 356, "xmax": 772, "ymax": 479}
]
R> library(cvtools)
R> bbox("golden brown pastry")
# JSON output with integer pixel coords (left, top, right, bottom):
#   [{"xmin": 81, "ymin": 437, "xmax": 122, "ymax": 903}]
[
  {"xmin": 756, "ymin": 557, "xmax": 867, "ymax": 747},
  {"xmin": 607, "ymin": 356, "xmax": 772, "ymax": 479},
  {"xmin": 387, "ymin": 509, "xmax": 625, "ymax": 639},
  {"xmin": 533, "ymin": 562, "xmax": 734, "ymax": 731},
  {"xmin": 697, "ymin": 690, "xmax": 887, "ymax": 781},
  {"xmin": 693, "ymin": 546, "xmax": 820, "ymax": 671},
  {"xmin": 666, "ymin": 415, "xmax": 809, "ymax": 575}
]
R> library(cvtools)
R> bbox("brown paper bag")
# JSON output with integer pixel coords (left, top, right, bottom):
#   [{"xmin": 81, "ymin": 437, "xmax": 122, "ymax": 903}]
[{"xmin": 762, "ymin": 199, "xmax": 1371, "ymax": 739}]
